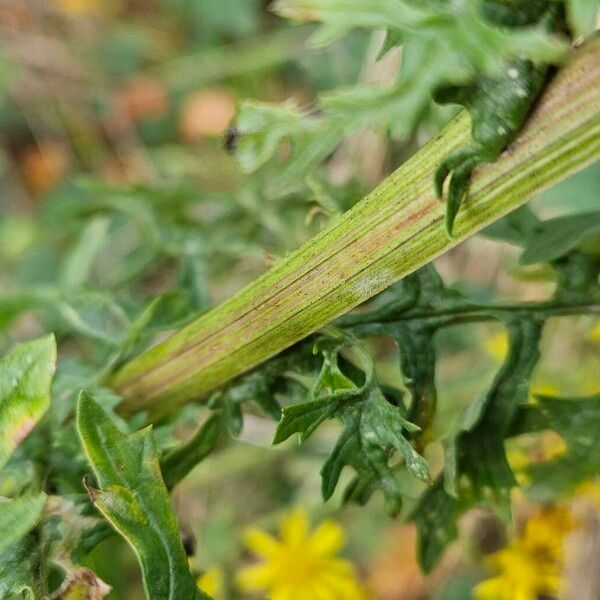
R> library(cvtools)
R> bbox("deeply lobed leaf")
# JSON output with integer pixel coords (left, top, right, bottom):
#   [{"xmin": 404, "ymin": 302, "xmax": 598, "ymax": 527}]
[{"xmin": 273, "ymin": 334, "xmax": 430, "ymax": 514}]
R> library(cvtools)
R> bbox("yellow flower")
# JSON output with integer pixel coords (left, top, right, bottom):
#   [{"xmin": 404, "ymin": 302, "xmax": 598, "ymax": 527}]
[
  {"xmin": 197, "ymin": 565, "xmax": 224, "ymax": 599},
  {"xmin": 474, "ymin": 507, "xmax": 573, "ymax": 600},
  {"xmin": 523, "ymin": 506, "xmax": 573, "ymax": 558},
  {"xmin": 237, "ymin": 508, "xmax": 368, "ymax": 600}
]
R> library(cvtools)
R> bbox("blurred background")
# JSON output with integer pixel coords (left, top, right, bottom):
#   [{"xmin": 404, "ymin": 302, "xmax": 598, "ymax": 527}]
[{"xmin": 0, "ymin": 1, "xmax": 598, "ymax": 598}]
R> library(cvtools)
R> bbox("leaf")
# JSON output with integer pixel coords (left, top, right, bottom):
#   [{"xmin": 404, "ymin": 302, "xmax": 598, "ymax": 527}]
[
  {"xmin": 390, "ymin": 323, "xmax": 437, "ymax": 441},
  {"xmin": 0, "ymin": 335, "xmax": 56, "ymax": 472},
  {"xmin": 0, "ymin": 535, "xmax": 41, "ymax": 599},
  {"xmin": 272, "ymin": 0, "xmax": 566, "ymax": 66},
  {"xmin": 534, "ymin": 393, "xmax": 600, "ymax": 453},
  {"xmin": 552, "ymin": 251, "xmax": 600, "ymax": 302},
  {"xmin": 250, "ymin": 387, "xmax": 282, "ymax": 422},
  {"xmin": 0, "ymin": 493, "xmax": 46, "ymax": 557},
  {"xmin": 524, "ymin": 393, "xmax": 600, "ymax": 501},
  {"xmin": 565, "ymin": 0, "xmax": 600, "ymax": 37},
  {"xmin": 160, "ymin": 412, "xmax": 222, "ymax": 489},
  {"xmin": 59, "ymin": 216, "xmax": 110, "ymax": 291},
  {"xmin": 272, "ymin": 0, "xmax": 444, "ymax": 47},
  {"xmin": 444, "ymin": 319, "xmax": 542, "ymax": 516},
  {"xmin": 234, "ymin": 99, "xmax": 343, "ymax": 194},
  {"xmin": 482, "ymin": 205, "xmax": 542, "ymax": 246},
  {"xmin": 0, "ymin": 494, "xmax": 46, "ymax": 599},
  {"xmin": 273, "ymin": 395, "xmax": 350, "ymax": 444},
  {"xmin": 215, "ymin": 341, "xmax": 317, "ymax": 436},
  {"xmin": 235, "ymin": 0, "xmax": 568, "ymax": 195},
  {"xmin": 360, "ymin": 389, "xmax": 427, "ymax": 480},
  {"xmin": 320, "ymin": 405, "xmax": 412, "ymax": 517},
  {"xmin": 519, "ymin": 211, "xmax": 600, "ymax": 265},
  {"xmin": 273, "ymin": 341, "xmax": 361, "ymax": 444},
  {"xmin": 409, "ymin": 477, "xmax": 460, "ymax": 573},
  {"xmin": 223, "ymin": 396, "xmax": 244, "ymax": 436},
  {"xmin": 273, "ymin": 335, "xmax": 429, "ymax": 512},
  {"xmin": 341, "ymin": 267, "xmax": 465, "ymax": 450},
  {"xmin": 318, "ymin": 389, "xmax": 429, "ymax": 514},
  {"xmin": 318, "ymin": 77, "xmax": 432, "ymax": 140},
  {"xmin": 235, "ymin": 100, "xmax": 306, "ymax": 173},
  {"xmin": 76, "ymin": 392, "xmax": 212, "ymax": 600},
  {"xmin": 273, "ymin": 336, "xmax": 358, "ymax": 432},
  {"xmin": 320, "ymin": 413, "xmax": 380, "ymax": 499}
]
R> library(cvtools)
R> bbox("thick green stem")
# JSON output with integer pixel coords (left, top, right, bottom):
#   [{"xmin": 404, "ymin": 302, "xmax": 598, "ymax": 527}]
[{"xmin": 112, "ymin": 38, "xmax": 600, "ymax": 418}]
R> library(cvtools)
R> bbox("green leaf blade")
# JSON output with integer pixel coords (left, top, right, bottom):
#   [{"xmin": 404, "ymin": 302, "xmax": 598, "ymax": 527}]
[
  {"xmin": 320, "ymin": 419, "xmax": 362, "ymax": 501},
  {"xmin": 0, "ymin": 334, "xmax": 56, "ymax": 472},
  {"xmin": 525, "ymin": 393, "xmax": 600, "ymax": 501},
  {"xmin": 519, "ymin": 211, "xmax": 600, "ymax": 265},
  {"xmin": 360, "ymin": 390, "xmax": 430, "ymax": 484},
  {"xmin": 273, "ymin": 397, "xmax": 342, "ymax": 444},
  {"xmin": 76, "ymin": 391, "xmax": 212, "ymax": 600},
  {"xmin": 0, "ymin": 493, "xmax": 46, "ymax": 557},
  {"xmin": 566, "ymin": 0, "xmax": 600, "ymax": 38},
  {"xmin": 409, "ymin": 478, "xmax": 459, "ymax": 573},
  {"xmin": 0, "ymin": 493, "xmax": 46, "ymax": 598}
]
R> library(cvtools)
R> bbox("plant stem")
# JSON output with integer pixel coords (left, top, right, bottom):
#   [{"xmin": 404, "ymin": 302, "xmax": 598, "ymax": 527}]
[
  {"xmin": 112, "ymin": 38, "xmax": 600, "ymax": 418},
  {"xmin": 344, "ymin": 300, "xmax": 600, "ymax": 336}
]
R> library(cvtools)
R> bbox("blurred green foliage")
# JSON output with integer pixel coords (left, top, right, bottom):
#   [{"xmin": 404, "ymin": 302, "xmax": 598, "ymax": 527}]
[{"xmin": 0, "ymin": 1, "xmax": 598, "ymax": 599}]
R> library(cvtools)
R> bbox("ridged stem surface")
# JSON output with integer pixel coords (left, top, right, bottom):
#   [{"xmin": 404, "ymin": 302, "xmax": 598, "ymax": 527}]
[{"xmin": 112, "ymin": 39, "xmax": 600, "ymax": 417}]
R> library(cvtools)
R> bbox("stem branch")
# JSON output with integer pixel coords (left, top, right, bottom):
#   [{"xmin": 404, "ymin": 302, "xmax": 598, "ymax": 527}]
[{"xmin": 112, "ymin": 38, "xmax": 600, "ymax": 418}]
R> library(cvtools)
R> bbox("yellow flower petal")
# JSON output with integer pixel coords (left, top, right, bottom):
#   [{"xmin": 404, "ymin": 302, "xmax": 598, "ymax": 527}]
[
  {"xmin": 270, "ymin": 589, "xmax": 292, "ymax": 600},
  {"xmin": 237, "ymin": 564, "xmax": 275, "ymax": 592},
  {"xmin": 308, "ymin": 520, "xmax": 345, "ymax": 557},
  {"xmin": 322, "ymin": 575, "xmax": 368, "ymax": 600},
  {"xmin": 244, "ymin": 527, "xmax": 281, "ymax": 559},
  {"xmin": 197, "ymin": 566, "xmax": 223, "ymax": 599},
  {"xmin": 280, "ymin": 507, "xmax": 310, "ymax": 546},
  {"xmin": 474, "ymin": 577, "xmax": 505, "ymax": 600},
  {"xmin": 317, "ymin": 558, "xmax": 355, "ymax": 579},
  {"xmin": 309, "ymin": 584, "xmax": 336, "ymax": 600},
  {"xmin": 476, "ymin": 505, "xmax": 571, "ymax": 600},
  {"xmin": 236, "ymin": 507, "xmax": 367, "ymax": 600}
]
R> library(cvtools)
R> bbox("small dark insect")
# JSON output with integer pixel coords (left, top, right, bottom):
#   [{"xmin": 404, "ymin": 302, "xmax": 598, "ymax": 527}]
[
  {"xmin": 223, "ymin": 124, "xmax": 240, "ymax": 154},
  {"xmin": 180, "ymin": 529, "xmax": 196, "ymax": 556}
]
